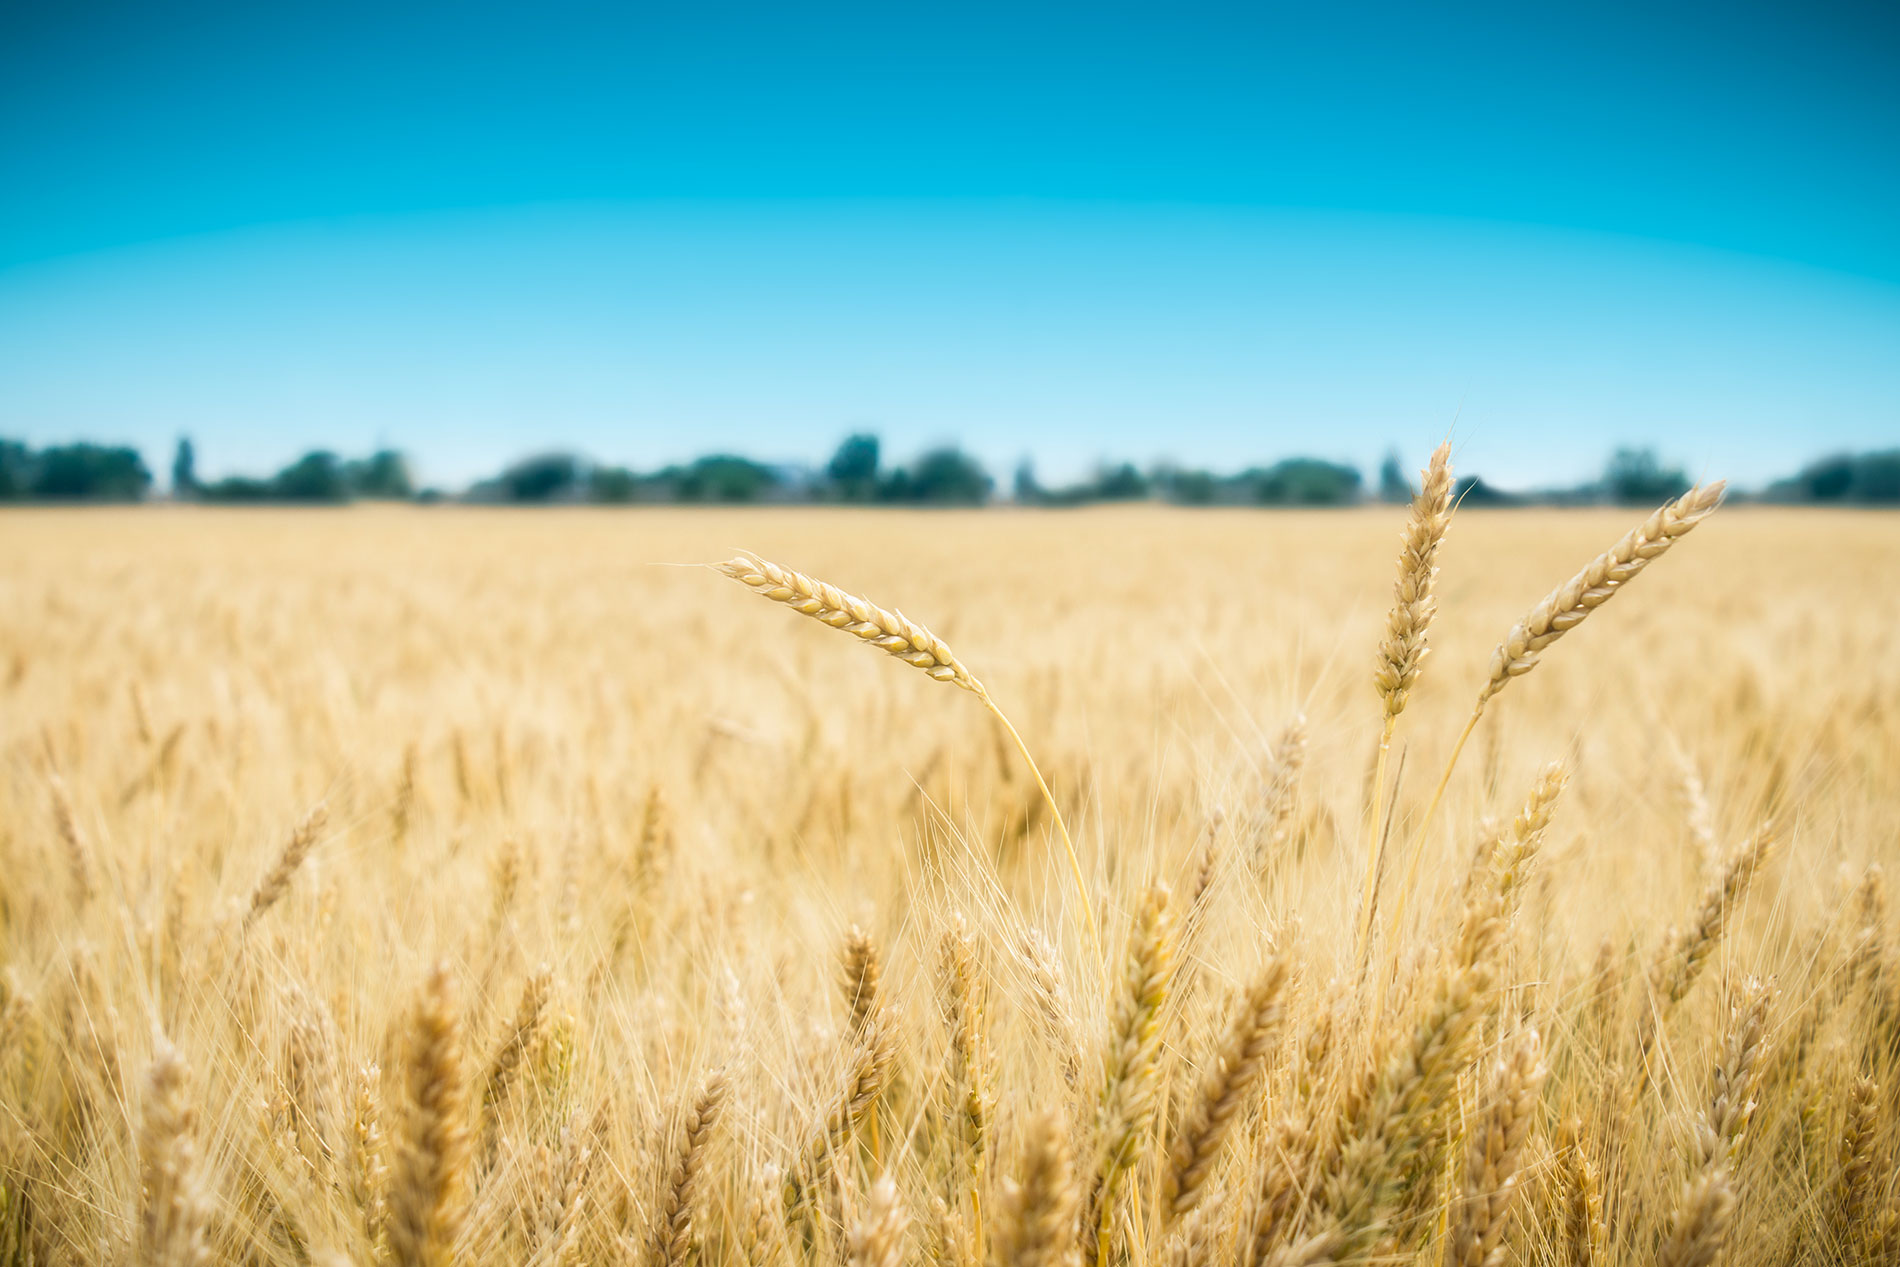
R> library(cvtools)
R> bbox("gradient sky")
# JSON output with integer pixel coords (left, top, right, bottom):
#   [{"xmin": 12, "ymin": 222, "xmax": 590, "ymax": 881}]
[{"xmin": 2, "ymin": 0, "xmax": 1896, "ymax": 488}]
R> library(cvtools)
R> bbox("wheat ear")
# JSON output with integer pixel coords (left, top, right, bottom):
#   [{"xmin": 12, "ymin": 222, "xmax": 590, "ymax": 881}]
[
  {"xmin": 1554, "ymin": 1118, "xmax": 1604, "ymax": 1267},
  {"xmin": 483, "ymin": 964, "xmax": 552, "ymax": 1114},
  {"xmin": 654, "ymin": 1069, "xmax": 730, "ymax": 1267},
  {"xmin": 840, "ymin": 924, "xmax": 884, "ymax": 1036},
  {"xmin": 389, "ymin": 962, "xmax": 469, "ymax": 1267},
  {"xmin": 940, "ymin": 915, "xmax": 995, "ymax": 1249},
  {"xmin": 1408, "ymin": 481, "xmax": 1726, "ymax": 866},
  {"xmin": 1360, "ymin": 442, "xmax": 1454, "ymax": 963},
  {"xmin": 1640, "ymin": 828, "xmax": 1776, "ymax": 1056},
  {"xmin": 716, "ymin": 551, "xmax": 1100, "ymax": 967},
  {"xmin": 1308, "ymin": 881, "xmax": 1511, "ymax": 1261},
  {"xmin": 244, "ymin": 803, "xmax": 328, "ymax": 928},
  {"xmin": 1084, "ymin": 884, "xmax": 1176, "ymax": 1267},
  {"xmin": 1659, "ymin": 978, "xmax": 1770, "ymax": 1267},
  {"xmin": 996, "ymin": 1109, "xmax": 1080, "ymax": 1267},
  {"xmin": 139, "ymin": 1041, "xmax": 212, "ymax": 1267},
  {"xmin": 1833, "ymin": 1075, "xmax": 1879, "ymax": 1250},
  {"xmin": 352, "ymin": 1062, "xmax": 391, "ymax": 1254},
  {"xmin": 847, "ymin": 1175, "xmax": 909, "ymax": 1267},
  {"xmin": 1659, "ymin": 1171, "xmax": 1735, "ymax": 1267},
  {"xmin": 1444, "ymin": 1029, "xmax": 1546, "ymax": 1267},
  {"xmin": 1166, "ymin": 954, "xmax": 1291, "ymax": 1220},
  {"xmin": 47, "ymin": 772, "xmax": 94, "ymax": 908}
]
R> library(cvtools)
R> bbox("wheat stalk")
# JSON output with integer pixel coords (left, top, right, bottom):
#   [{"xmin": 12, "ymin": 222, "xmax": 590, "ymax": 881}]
[
  {"xmin": 939, "ymin": 913, "xmax": 995, "ymax": 1247},
  {"xmin": 1376, "ymin": 441, "xmax": 1455, "ymax": 722},
  {"xmin": 1659, "ymin": 1170, "xmax": 1735, "ymax": 1267},
  {"xmin": 996, "ymin": 1109, "xmax": 1080, "ymax": 1267},
  {"xmin": 47, "ymin": 772, "xmax": 94, "ymax": 908},
  {"xmin": 483, "ymin": 964, "xmax": 552, "ymax": 1114},
  {"xmin": 139, "ymin": 1040, "xmax": 211, "ymax": 1267},
  {"xmin": 1554, "ymin": 1117, "xmax": 1605, "ymax": 1267},
  {"xmin": 716, "ymin": 551, "xmax": 1101, "ymax": 968},
  {"xmin": 1084, "ymin": 883, "xmax": 1176, "ymax": 1267},
  {"xmin": 1406, "ymin": 482, "xmax": 1727, "ymax": 875},
  {"xmin": 244, "ymin": 803, "xmax": 328, "ymax": 928},
  {"xmin": 1166, "ymin": 954, "xmax": 1291, "ymax": 1220},
  {"xmin": 1444, "ymin": 1029, "xmax": 1546, "ymax": 1267},
  {"xmin": 653, "ymin": 1069, "xmax": 730, "ymax": 1267},
  {"xmin": 389, "ymin": 962, "xmax": 469, "ymax": 1267},
  {"xmin": 840, "ymin": 924, "xmax": 884, "ymax": 1036},
  {"xmin": 1360, "ymin": 442, "xmax": 1454, "ymax": 963},
  {"xmin": 352, "ymin": 1062, "xmax": 391, "ymax": 1254},
  {"xmin": 1641, "ymin": 829, "xmax": 1777, "ymax": 1056},
  {"xmin": 847, "ymin": 1175, "xmax": 909, "ymax": 1267}
]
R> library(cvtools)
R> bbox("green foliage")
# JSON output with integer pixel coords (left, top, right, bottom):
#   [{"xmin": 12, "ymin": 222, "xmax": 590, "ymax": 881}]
[
  {"xmin": 1012, "ymin": 459, "xmax": 1043, "ymax": 504},
  {"xmin": 22, "ymin": 443, "xmax": 152, "ymax": 501},
  {"xmin": 1016, "ymin": 460, "xmax": 1151, "ymax": 506},
  {"xmin": 495, "ymin": 453, "xmax": 583, "ymax": 503},
  {"xmin": 1603, "ymin": 448, "xmax": 1690, "ymax": 504},
  {"xmin": 826, "ymin": 433, "xmax": 881, "ymax": 501},
  {"xmin": 588, "ymin": 465, "xmax": 641, "ymax": 504},
  {"xmin": 346, "ymin": 449, "xmax": 414, "ymax": 500},
  {"xmin": 1379, "ymin": 451, "xmax": 1413, "ymax": 504},
  {"xmin": 1094, "ymin": 462, "xmax": 1148, "ymax": 501},
  {"xmin": 0, "ymin": 440, "xmax": 32, "ymax": 499},
  {"xmin": 1153, "ymin": 465, "xmax": 1217, "ymax": 505},
  {"xmin": 666, "ymin": 455, "xmax": 781, "ymax": 503},
  {"xmin": 1453, "ymin": 475, "xmax": 1517, "ymax": 506},
  {"xmin": 199, "ymin": 448, "xmax": 412, "ymax": 503},
  {"xmin": 880, "ymin": 447, "xmax": 992, "ymax": 504},
  {"xmin": 1766, "ymin": 450, "xmax": 1900, "ymax": 504},
  {"xmin": 1242, "ymin": 457, "xmax": 1363, "ymax": 505},
  {"xmin": 271, "ymin": 452, "xmax": 350, "ymax": 502},
  {"xmin": 171, "ymin": 437, "xmax": 199, "ymax": 498},
  {"xmin": 197, "ymin": 476, "xmax": 276, "ymax": 503}
]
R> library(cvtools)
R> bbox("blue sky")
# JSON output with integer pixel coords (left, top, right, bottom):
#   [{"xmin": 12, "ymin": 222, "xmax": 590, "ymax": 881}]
[{"xmin": 2, "ymin": 0, "xmax": 1896, "ymax": 488}]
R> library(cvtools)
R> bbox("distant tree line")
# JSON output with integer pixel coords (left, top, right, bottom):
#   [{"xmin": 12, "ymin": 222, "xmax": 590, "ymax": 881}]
[{"xmin": 2, "ymin": 433, "xmax": 1897, "ymax": 507}]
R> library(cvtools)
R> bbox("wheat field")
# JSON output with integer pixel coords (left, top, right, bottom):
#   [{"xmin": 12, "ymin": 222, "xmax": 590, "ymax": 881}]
[{"xmin": 2, "ymin": 497, "xmax": 1897, "ymax": 1267}]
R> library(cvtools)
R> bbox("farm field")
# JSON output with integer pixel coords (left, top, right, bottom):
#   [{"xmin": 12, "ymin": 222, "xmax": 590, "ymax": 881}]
[{"xmin": 2, "ymin": 501, "xmax": 1898, "ymax": 1266}]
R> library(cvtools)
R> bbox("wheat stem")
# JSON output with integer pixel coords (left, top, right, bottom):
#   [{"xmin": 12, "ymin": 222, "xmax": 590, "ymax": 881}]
[{"xmin": 717, "ymin": 551, "xmax": 1102, "ymax": 970}]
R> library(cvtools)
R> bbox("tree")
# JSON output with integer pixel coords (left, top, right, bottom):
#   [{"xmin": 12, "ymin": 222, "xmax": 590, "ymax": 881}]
[
  {"xmin": 171, "ymin": 437, "xmax": 198, "ymax": 499},
  {"xmin": 1246, "ymin": 458, "xmax": 1363, "ymax": 506},
  {"xmin": 1012, "ymin": 459, "xmax": 1044, "ymax": 505},
  {"xmin": 1154, "ymin": 464, "xmax": 1217, "ymax": 505},
  {"xmin": 825, "ymin": 434, "xmax": 881, "ymax": 501},
  {"xmin": 1453, "ymin": 475, "xmax": 1516, "ymax": 506},
  {"xmin": 1768, "ymin": 450, "xmax": 1900, "ymax": 504},
  {"xmin": 346, "ymin": 449, "xmax": 414, "ymax": 500},
  {"xmin": 1602, "ymin": 448, "xmax": 1689, "ymax": 505},
  {"xmin": 497, "ymin": 453, "xmax": 582, "ymax": 503},
  {"xmin": 1849, "ymin": 451, "xmax": 1900, "ymax": 502},
  {"xmin": 0, "ymin": 440, "xmax": 33, "ymax": 499},
  {"xmin": 588, "ymin": 466, "xmax": 640, "ymax": 503},
  {"xmin": 271, "ymin": 451, "xmax": 350, "ymax": 502},
  {"xmin": 198, "ymin": 476, "xmax": 275, "ymax": 503},
  {"xmin": 1378, "ymin": 451, "xmax": 1413, "ymax": 504},
  {"xmin": 884, "ymin": 448, "xmax": 992, "ymax": 505},
  {"xmin": 669, "ymin": 455, "xmax": 779, "ymax": 503},
  {"xmin": 31, "ymin": 444, "xmax": 152, "ymax": 501},
  {"xmin": 1093, "ymin": 463, "xmax": 1149, "ymax": 501}
]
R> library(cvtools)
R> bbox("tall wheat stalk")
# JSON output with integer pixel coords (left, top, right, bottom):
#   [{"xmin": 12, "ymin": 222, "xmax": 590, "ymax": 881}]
[
  {"xmin": 1397, "ymin": 482, "xmax": 1726, "ymax": 936},
  {"xmin": 715, "ymin": 551, "xmax": 1101, "ymax": 967},
  {"xmin": 1360, "ymin": 442, "xmax": 1454, "ymax": 962}
]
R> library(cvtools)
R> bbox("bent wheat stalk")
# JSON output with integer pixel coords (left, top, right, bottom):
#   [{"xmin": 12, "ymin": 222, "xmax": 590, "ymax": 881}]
[
  {"xmin": 715, "ymin": 551, "xmax": 1101, "ymax": 966},
  {"xmin": 1360, "ymin": 442, "xmax": 1453, "ymax": 964},
  {"xmin": 1399, "ymin": 481, "xmax": 1726, "ymax": 927}
]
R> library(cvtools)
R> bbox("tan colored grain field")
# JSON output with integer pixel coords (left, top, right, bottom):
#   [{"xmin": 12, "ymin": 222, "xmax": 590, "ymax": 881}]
[{"xmin": 2, "ymin": 500, "xmax": 1897, "ymax": 1266}]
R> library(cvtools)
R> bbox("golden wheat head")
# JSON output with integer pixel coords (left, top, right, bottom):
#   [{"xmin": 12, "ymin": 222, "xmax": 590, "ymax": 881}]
[
  {"xmin": 1479, "ymin": 481, "xmax": 1726, "ymax": 711},
  {"xmin": 715, "ymin": 552, "xmax": 982, "ymax": 693}
]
